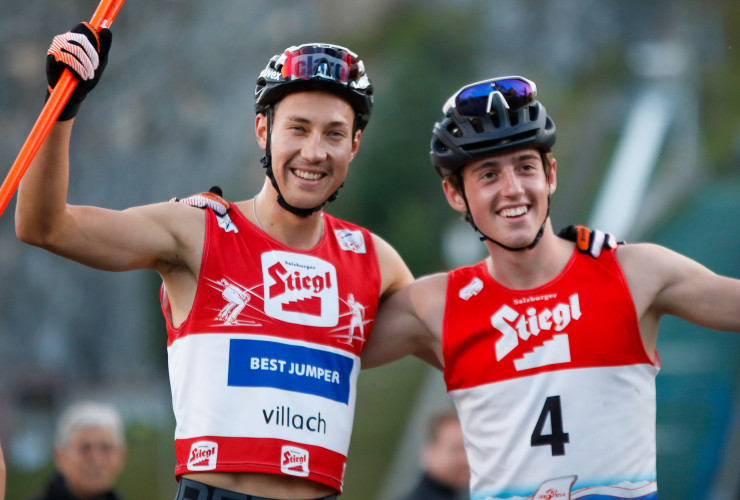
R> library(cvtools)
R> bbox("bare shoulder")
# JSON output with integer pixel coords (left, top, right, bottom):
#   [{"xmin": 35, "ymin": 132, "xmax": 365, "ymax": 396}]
[
  {"xmin": 402, "ymin": 272, "xmax": 448, "ymax": 333},
  {"xmin": 121, "ymin": 200, "xmax": 208, "ymax": 273},
  {"xmin": 615, "ymin": 241, "xmax": 721, "ymax": 315},
  {"xmin": 616, "ymin": 239, "xmax": 740, "ymax": 334},
  {"xmin": 408, "ymin": 272, "xmax": 448, "ymax": 303},
  {"xmin": 616, "ymin": 242, "xmax": 706, "ymax": 279},
  {"xmin": 134, "ymin": 199, "xmax": 208, "ymax": 236},
  {"xmin": 614, "ymin": 241, "xmax": 665, "ymax": 265},
  {"xmin": 128, "ymin": 200, "xmax": 206, "ymax": 243},
  {"xmin": 369, "ymin": 232, "xmax": 414, "ymax": 298}
]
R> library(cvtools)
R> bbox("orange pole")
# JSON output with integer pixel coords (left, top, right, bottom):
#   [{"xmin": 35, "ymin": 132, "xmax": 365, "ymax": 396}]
[{"xmin": 0, "ymin": 0, "xmax": 126, "ymax": 218}]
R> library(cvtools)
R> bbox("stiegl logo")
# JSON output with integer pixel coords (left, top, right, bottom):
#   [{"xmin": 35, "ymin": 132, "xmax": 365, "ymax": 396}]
[
  {"xmin": 187, "ymin": 441, "xmax": 218, "ymax": 471},
  {"xmin": 262, "ymin": 252, "xmax": 339, "ymax": 327},
  {"xmin": 536, "ymin": 490, "xmax": 567, "ymax": 500},
  {"xmin": 492, "ymin": 293, "xmax": 581, "ymax": 368},
  {"xmin": 281, "ymin": 446, "xmax": 310, "ymax": 477},
  {"xmin": 531, "ymin": 475, "xmax": 577, "ymax": 500}
]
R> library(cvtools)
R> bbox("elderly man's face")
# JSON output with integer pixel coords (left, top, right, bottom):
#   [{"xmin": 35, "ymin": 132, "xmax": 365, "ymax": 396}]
[{"xmin": 55, "ymin": 426, "xmax": 126, "ymax": 498}]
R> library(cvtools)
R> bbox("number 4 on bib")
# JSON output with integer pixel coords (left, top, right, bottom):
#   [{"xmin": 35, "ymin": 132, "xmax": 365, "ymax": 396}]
[{"xmin": 531, "ymin": 395, "xmax": 570, "ymax": 456}]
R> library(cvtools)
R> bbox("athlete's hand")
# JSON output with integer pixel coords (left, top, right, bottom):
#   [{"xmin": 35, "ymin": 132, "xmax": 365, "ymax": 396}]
[
  {"xmin": 558, "ymin": 224, "xmax": 621, "ymax": 258},
  {"xmin": 170, "ymin": 186, "xmax": 230, "ymax": 216},
  {"xmin": 46, "ymin": 22, "xmax": 112, "ymax": 121}
]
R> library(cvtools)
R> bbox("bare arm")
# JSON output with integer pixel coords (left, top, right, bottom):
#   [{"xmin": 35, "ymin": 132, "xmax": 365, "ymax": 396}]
[
  {"xmin": 15, "ymin": 121, "xmax": 203, "ymax": 274},
  {"xmin": 367, "ymin": 234, "xmax": 444, "ymax": 368},
  {"xmin": 618, "ymin": 243, "xmax": 740, "ymax": 353},
  {"xmin": 14, "ymin": 119, "xmax": 207, "ymax": 328},
  {"xmin": 362, "ymin": 273, "xmax": 446, "ymax": 370}
]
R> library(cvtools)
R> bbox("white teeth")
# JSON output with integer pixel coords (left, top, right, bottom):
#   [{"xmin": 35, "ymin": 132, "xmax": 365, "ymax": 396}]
[
  {"xmin": 500, "ymin": 206, "xmax": 528, "ymax": 217},
  {"xmin": 293, "ymin": 169, "xmax": 322, "ymax": 181}
]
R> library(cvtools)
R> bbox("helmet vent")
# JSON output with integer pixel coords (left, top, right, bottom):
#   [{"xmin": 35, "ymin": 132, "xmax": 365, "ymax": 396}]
[
  {"xmin": 447, "ymin": 123, "xmax": 463, "ymax": 138},
  {"xmin": 432, "ymin": 137, "xmax": 448, "ymax": 153},
  {"xmin": 509, "ymin": 112, "xmax": 519, "ymax": 126},
  {"xmin": 470, "ymin": 118, "xmax": 484, "ymax": 134},
  {"xmin": 460, "ymin": 130, "xmax": 538, "ymax": 152},
  {"xmin": 529, "ymin": 105, "xmax": 538, "ymax": 121}
]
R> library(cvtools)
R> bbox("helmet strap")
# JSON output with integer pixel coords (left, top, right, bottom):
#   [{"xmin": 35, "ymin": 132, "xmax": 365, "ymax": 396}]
[{"xmin": 260, "ymin": 106, "xmax": 343, "ymax": 218}]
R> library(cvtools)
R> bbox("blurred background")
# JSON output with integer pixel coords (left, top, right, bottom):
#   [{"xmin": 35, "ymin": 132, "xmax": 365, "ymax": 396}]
[{"xmin": 1, "ymin": 0, "xmax": 739, "ymax": 498}]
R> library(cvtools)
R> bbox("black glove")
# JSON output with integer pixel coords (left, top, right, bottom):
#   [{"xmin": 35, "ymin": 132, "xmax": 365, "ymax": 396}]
[
  {"xmin": 170, "ymin": 186, "xmax": 230, "ymax": 217},
  {"xmin": 558, "ymin": 224, "xmax": 621, "ymax": 258},
  {"xmin": 46, "ymin": 22, "xmax": 112, "ymax": 121}
]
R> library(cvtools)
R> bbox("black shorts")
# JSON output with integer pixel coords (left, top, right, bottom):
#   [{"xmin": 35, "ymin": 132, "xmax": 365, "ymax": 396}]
[{"xmin": 174, "ymin": 478, "xmax": 338, "ymax": 500}]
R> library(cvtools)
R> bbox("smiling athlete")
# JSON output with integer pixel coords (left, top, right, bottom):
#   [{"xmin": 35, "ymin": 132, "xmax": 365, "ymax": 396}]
[
  {"xmin": 16, "ymin": 22, "xmax": 616, "ymax": 500},
  {"xmin": 362, "ymin": 76, "xmax": 740, "ymax": 500}
]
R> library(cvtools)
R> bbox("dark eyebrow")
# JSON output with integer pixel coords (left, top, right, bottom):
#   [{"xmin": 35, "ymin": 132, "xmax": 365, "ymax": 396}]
[
  {"xmin": 514, "ymin": 152, "xmax": 541, "ymax": 162},
  {"xmin": 285, "ymin": 116, "xmax": 351, "ymax": 130},
  {"xmin": 472, "ymin": 152, "xmax": 540, "ymax": 170}
]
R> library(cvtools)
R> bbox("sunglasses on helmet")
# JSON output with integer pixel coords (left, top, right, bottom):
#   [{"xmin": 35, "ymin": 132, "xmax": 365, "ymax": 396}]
[
  {"xmin": 443, "ymin": 76, "xmax": 537, "ymax": 117},
  {"xmin": 277, "ymin": 43, "xmax": 364, "ymax": 85}
]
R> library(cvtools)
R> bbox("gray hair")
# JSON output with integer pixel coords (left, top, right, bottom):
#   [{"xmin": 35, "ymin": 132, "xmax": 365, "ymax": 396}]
[{"xmin": 54, "ymin": 401, "xmax": 125, "ymax": 451}]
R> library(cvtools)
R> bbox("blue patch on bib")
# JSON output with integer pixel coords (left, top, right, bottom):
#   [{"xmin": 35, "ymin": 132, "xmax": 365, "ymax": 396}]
[{"xmin": 227, "ymin": 339, "xmax": 353, "ymax": 404}]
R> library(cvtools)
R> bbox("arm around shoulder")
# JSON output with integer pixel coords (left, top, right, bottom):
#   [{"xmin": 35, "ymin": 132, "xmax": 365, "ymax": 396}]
[{"xmin": 362, "ymin": 272, "xmax": 446, "ymax": 370}]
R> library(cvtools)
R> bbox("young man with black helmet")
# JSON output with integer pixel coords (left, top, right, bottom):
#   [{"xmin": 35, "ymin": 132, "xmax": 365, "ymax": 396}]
[
  {"xmin": 16, "ymin": 23, "xmax": 412, "ymax": 498},
  {"xmin": 15, "ymin": 23, "xmax": 614, "ymax": 500},
  {"xmin": 363, "ymin": 76, "xmax": 740, "ymax": 499}
]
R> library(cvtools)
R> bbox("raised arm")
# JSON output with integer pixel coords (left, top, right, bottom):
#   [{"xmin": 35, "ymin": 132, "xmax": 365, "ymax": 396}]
[
  {"xmin": 16, "ymin": 106, "xmax": 209, "ymax": 276},
  {"xmin": 14, "ymin": 23, "xmax": 203, "ymax": 275},
  {"xmin": 617, "ymin": 243, "xmax": 740, "ymax": 353}
]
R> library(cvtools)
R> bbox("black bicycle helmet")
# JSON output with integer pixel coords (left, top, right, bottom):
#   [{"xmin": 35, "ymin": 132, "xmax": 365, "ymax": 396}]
[
  {"xmin": 430, "ymin": 77, "xmax": 557, "ymax": 251},
  {"xmin": 430, "ymin": 88, "xmax": 556, "ymax": 178}
]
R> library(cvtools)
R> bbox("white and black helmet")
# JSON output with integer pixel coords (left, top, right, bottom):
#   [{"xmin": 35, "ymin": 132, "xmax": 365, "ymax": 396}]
[
  {"xmin": 255, "ymin": 43, "xmax": 374, "ymax": 130},
  {"xmin": 254, "ymin": 43, "xmax": 374, "ymax": 217}
]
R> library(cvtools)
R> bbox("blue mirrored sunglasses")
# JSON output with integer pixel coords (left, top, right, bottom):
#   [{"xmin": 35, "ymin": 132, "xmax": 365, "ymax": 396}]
[{"xmin": 443, "ymin": 76, "xmax": 537, "ymax": 117}]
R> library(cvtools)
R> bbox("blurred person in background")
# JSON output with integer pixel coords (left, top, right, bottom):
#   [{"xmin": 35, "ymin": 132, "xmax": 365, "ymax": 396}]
[
  {"xmin": 363, "ymin": 76, "xmax": 740, "ymax": 499},
  {"xmin": 29, "ymin": 401, "xmax": 126, "ymax": 500},
  {"xmin": 401, "ymin": 409, "xmax": 469, "ymax": 500}
]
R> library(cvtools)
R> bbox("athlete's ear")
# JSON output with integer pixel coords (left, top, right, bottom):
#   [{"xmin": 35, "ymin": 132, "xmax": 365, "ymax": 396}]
[
  {"xmin": 255, "ymin": 113, "xmax": 268, "ymax": 151},
  {"xmin": 442, "ymin": 179, "xmax": 467, "ymax": 214},
  {"xmin": 349, "ymin": 129, "xmax": 362, "ymax": 162},
  {"xmin": 548, "ymin": 157, "xmax": 557, "ymax": 195}
]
